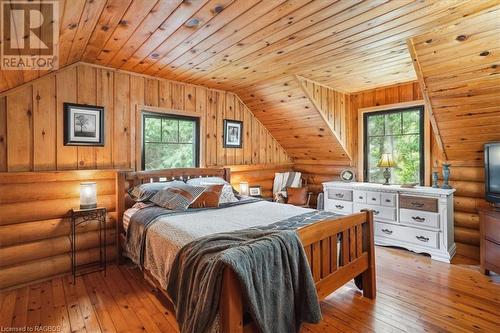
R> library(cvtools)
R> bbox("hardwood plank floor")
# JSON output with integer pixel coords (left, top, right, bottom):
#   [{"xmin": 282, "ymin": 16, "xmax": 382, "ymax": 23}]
[{"xmin": 1, "ymin": 247, "xmax": 499, "ymax": 333}]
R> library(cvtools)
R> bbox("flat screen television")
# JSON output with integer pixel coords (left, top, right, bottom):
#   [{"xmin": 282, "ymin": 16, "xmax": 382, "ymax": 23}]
[{"xmin": 485, "ymin": 142, "xmax": 500, "ymax": 204}]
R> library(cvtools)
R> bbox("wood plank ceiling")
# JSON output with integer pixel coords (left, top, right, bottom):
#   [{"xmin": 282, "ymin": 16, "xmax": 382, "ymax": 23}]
[
  {"xmin": 1, "ymin": 0, "xmax": 499, "ymax": 161},
  {"xmin": 408, "ymin": 4, "xmax": 500, "ymax": 163}
]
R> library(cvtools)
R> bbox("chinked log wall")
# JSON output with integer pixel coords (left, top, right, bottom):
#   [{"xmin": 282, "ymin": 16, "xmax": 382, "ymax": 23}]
[
  {"xmin": 0, "ymin": 170, "xmax": 117, "ymax": 290},
  {"xmin": 0, "ymin": 164, "xmax": 293, "ymax": 290}
]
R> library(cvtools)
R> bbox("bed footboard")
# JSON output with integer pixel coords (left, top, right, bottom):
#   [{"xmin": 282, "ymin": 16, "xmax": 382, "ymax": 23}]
[{"xmin": 219, "ymin": 210, "xmax": 375, "ymax": 333}]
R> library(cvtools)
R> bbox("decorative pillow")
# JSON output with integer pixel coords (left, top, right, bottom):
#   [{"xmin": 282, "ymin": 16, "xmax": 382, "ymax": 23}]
[
  {"xmin": 150, "ymin": 183, "xmax": 206, "ymax": 211},
  {"xmin": 128, "ymin": 180, "xmax": 184, "ymax": 202},
  {"xmin": 186, "ymin": 176, "xmax": 228, "ymax": 186},
  {"xmin": 189, "ymin": 184, "xmax": 224, "ymax": 208},
  {"xmin": 287, "ymin": 187, "xmax": 308, "ymax": 206},
  {"xmin": 219, "ymin": 184, "xmax": 239, "ymax": 204},
  {"xmin": 187, "ymin": 177, "xmax": 238, "ymax": 204}
]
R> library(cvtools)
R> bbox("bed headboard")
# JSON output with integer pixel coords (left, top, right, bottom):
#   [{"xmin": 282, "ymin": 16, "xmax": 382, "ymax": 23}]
[{"xmin": 115, "ymin": 167, "xmax": 231, "ymax": 240}]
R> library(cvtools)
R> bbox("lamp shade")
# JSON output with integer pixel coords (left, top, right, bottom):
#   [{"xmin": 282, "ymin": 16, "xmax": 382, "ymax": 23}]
[
  {"xmin": 80, "ymin": 182, "xmax": 97, "ymax": 209},
  {"xmin": 239, "ymin": 181, "xmax": 249, "ymax": 196},
  {"xmin": 377, "ymin": 153, "xmax": 396, "ymax": 168}
]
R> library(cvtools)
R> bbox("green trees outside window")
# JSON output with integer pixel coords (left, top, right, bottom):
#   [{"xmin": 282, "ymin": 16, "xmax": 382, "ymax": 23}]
[
  {"xmin": 142, "ymin": 113, "xmax": 199, "ymax": 170},
  {"xmin": 364, "ymin": 106, "xmax": 424, "ymax": 185}
]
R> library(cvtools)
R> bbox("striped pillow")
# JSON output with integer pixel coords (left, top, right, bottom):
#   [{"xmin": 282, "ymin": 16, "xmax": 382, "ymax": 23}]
[
  {"xmin": 128, "ymin": 180, "xmax": 185, "ymax": 202},
  {"xmin": 150, "ymin": 183, "xmax": 206, "ymax": 211}
]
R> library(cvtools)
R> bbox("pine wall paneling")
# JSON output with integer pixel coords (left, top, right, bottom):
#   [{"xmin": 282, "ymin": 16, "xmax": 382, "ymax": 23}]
[{"xmin": 0, "ymin": 62, "xmax": 290, "ymax": 172}]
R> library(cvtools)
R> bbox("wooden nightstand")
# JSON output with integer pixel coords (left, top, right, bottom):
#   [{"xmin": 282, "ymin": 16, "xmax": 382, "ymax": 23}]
[
  {"xmin": 479, "ymin": 206, "xmax": 500, "ymax": 275},
  {"xmin": 70, "ymin": 207, "xmax": 107, "ymax": 283}
]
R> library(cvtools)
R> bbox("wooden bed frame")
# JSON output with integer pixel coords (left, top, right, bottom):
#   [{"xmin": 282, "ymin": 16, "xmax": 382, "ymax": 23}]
[{"xmin": 116, "ymin": 168, "xmax": 376, "ymax": 333}]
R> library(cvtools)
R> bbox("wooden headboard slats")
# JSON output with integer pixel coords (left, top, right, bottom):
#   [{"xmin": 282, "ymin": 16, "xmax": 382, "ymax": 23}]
[{"xmin": 115, "ymin": 167, "xmax": 231, "ymax": 262}]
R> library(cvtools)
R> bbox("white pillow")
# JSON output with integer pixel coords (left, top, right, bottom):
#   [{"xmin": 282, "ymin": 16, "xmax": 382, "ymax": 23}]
[{"xmin": 187, "ymin": 177, "xmax": 228, "ymax": 185}]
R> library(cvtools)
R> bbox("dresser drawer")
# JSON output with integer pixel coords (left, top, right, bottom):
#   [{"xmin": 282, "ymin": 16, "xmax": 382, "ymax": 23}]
[
  {"xmin": 353, "ymin": 190, "xmax": 367, "ymax": 203},
  {"xmin": 483, "ymin": 213, "xmax": 500, "ymax": 244},
  {"xmin": 400, "ymin": 208, "xmax": 440, "ymax": 229},
  {"xmin": 325, "ymin": 199, "xmax": 353, "ymax": 214},
  {"xmin": 327, "ymin": 189, "xmax": 352, "ymax": 202},
  {"xmin": 381, "ymin": 193, "xmax": 396, "ymax": 207},
  {"xmin": 484, "ymin": 240, "xmax": 500, "ymax": 268},
  {"xmin": 353, "ymin": 203, "xmax": 396, "ymax": 222},
  {"xmin": 367, "ymin": 192, "xmax": 381, "ymax": 205},
  {"xmin": 375, "ymin": 222, "xmax": 439, "ymax": 249},
  {"xmin": 400, "ymin": 195, "xmax": 438, "ymax": 213}
]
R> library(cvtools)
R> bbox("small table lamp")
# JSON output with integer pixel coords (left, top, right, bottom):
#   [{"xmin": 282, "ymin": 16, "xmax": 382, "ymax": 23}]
[
  {"xmin": 80, "ymin": 182, "xmax": 97, "ymax": 209},
  {"xmin": 239, "ymin": 181, "xmax": 249, "ymax": 196},
  {"xmin": 377, "ymin": 153, "xmax": 396, "ymax": 185}
]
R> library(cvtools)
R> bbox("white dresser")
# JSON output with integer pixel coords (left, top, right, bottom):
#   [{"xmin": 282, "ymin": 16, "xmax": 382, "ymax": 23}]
[{"xmin": 323, "ymin": 181, "xmax": 456, "ymax": 262}]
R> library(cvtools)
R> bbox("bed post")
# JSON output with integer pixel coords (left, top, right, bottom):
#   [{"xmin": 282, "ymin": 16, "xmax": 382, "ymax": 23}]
[
  {"xmin": 115, "ymin": 170, "xmax": 126, "ymax": 265},
  {"xmin": 220, "ymin": 268, "xmax": 243, "ymax": 333},
  {"xmin": 223, "ymin": 167, "xmax": 231, "ymax": 183},
  {"xmin": 361, "ymin": 210, "xmax": 376, "ymax": 299}
]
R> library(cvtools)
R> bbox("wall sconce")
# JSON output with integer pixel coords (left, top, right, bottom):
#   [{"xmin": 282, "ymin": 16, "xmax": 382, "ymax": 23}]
[
  {"xmin": 239, "ymin": 181, "xmax": 249, "ymax": 196},
  {"xmin": 80, "ymin": 182, "xmax": 97, "ymax": 209}
]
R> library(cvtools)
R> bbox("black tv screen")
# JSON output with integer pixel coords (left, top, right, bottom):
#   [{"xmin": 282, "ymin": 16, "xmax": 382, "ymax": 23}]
[{"xmin": 485, "ymin": 142, "xmax": 500, "ymax": 203}]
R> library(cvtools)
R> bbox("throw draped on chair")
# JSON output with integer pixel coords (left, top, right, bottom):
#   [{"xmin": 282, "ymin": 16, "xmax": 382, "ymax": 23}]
[{"xmin": 273, "ymin": 171, "xmax": 302, "ymax": 202}]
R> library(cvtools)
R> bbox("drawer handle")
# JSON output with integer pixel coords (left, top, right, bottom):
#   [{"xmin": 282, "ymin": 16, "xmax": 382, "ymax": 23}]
[
  {"xmin": 412, "ymin": 216, "xmax": 426, "ymax": 222},
  {"xmin": 371, "ymin": 198, "xmax": 377, "ymax": 201},
  {"xmin": 373, "ymin": 210, "xmax": 380, "ymax": 215},
  {"xmin": 385, "ymin": 199, "xmax": 391, "ymax": 203},
  {"xmin": 416, "ymin": 236, "xmax": 429, "ymax": 242},
  {"xmin": 335, "ymin": 193, "xmax": 344, "ymax": 198},
  {"xmin": 335, "ymin": 204, "xmax": 344, "ymax": 209},
  {"xmin": 359, "ymin": 196, "xmax": 364, "ymax": 199},
  {"xmin": 411, "ymin": 202, "xmax": 424, "ymax": 207},
  {"xmin": 381, "ymin": 229, "xmax": 393, "ymax": 235}
]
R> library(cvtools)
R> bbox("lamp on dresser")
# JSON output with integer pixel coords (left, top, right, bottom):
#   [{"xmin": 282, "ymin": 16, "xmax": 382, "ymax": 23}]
[{"xmin": 378, "ymin": 153, "xmax": 397, "ymax": 185}]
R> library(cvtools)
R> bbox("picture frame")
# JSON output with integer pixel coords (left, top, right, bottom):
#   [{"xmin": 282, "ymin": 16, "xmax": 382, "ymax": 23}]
[
  {"xmin": 223, "ymin": 119, "xmax": 243, "ymax": 148},
  {"xmin": 340, "ymin": 169, "xmax": 356, "ymax": 183},
  {"xmin": 64, "ymin": 103, "xmax": 105, "ymax": 146},
  {"xmin": 249, "ymin": 185, "xmax": 261, "ymax": 197}
]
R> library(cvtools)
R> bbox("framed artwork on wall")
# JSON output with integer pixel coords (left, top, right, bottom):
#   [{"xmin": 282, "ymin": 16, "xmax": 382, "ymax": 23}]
[
  {"xmin": 249, "ymin": 185, "xmax": 262, "ymax": 197},
  {"xmin": 223, "ymin": 119, "xmax": 243, "ymax": 148},
  {"xmin": 64, "ymin": 103, "xmax": 105, "ymax": 146}
]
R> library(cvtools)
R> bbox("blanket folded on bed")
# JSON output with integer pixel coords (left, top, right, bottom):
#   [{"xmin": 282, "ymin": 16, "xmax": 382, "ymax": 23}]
[{"xmin": 167, "ymin": 229, "xmax": 322, "ymax": 333}]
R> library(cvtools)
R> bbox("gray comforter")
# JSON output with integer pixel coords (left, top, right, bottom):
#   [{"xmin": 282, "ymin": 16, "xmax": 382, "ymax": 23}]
[{"xmin": 166, "ymin": 228, "xmax": 322, "ymax": 333}]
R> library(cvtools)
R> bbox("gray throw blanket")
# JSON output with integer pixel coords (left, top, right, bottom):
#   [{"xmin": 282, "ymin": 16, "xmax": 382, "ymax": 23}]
[{"xmin": 167, "ymin": 229, "xmax": 322, "ymax": 333}]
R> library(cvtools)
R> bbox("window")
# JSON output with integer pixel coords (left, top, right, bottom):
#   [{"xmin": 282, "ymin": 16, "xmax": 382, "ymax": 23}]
[
  {"xmin": 142, "ymin": 113, "xmax": 199, "ymax": 170},
  {"xmin": 363, "ymin": 106, "xmax": 424, "ymax": 185}
]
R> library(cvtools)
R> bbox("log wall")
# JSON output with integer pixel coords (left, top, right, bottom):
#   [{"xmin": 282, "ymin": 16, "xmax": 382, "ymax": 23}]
[
  {"xmin": 0, "ymin": 62, "xmax": 289, "ymax": 172},
  {"xmin": 0, "ymin": 170, "xmax": 117, "ymax": 290},
  {"xmin": 229, "ymin": 163, "xmax": 293, "ymax": 199}
]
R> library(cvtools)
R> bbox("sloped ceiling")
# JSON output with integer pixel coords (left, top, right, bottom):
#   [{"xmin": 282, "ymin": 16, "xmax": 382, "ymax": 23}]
[
  {"xmin": 408, "ymin": 4, "xmax": 500, "ymax": 163},
  {"xmin": 1, "ymin": 0, "xmax": 499, "ymax": 161}
]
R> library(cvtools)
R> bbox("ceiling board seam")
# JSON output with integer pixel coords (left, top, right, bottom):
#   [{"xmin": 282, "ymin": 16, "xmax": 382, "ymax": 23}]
[{"xmin": 407, "ymin": 38, "xmax": 447, "ymax": 161}]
